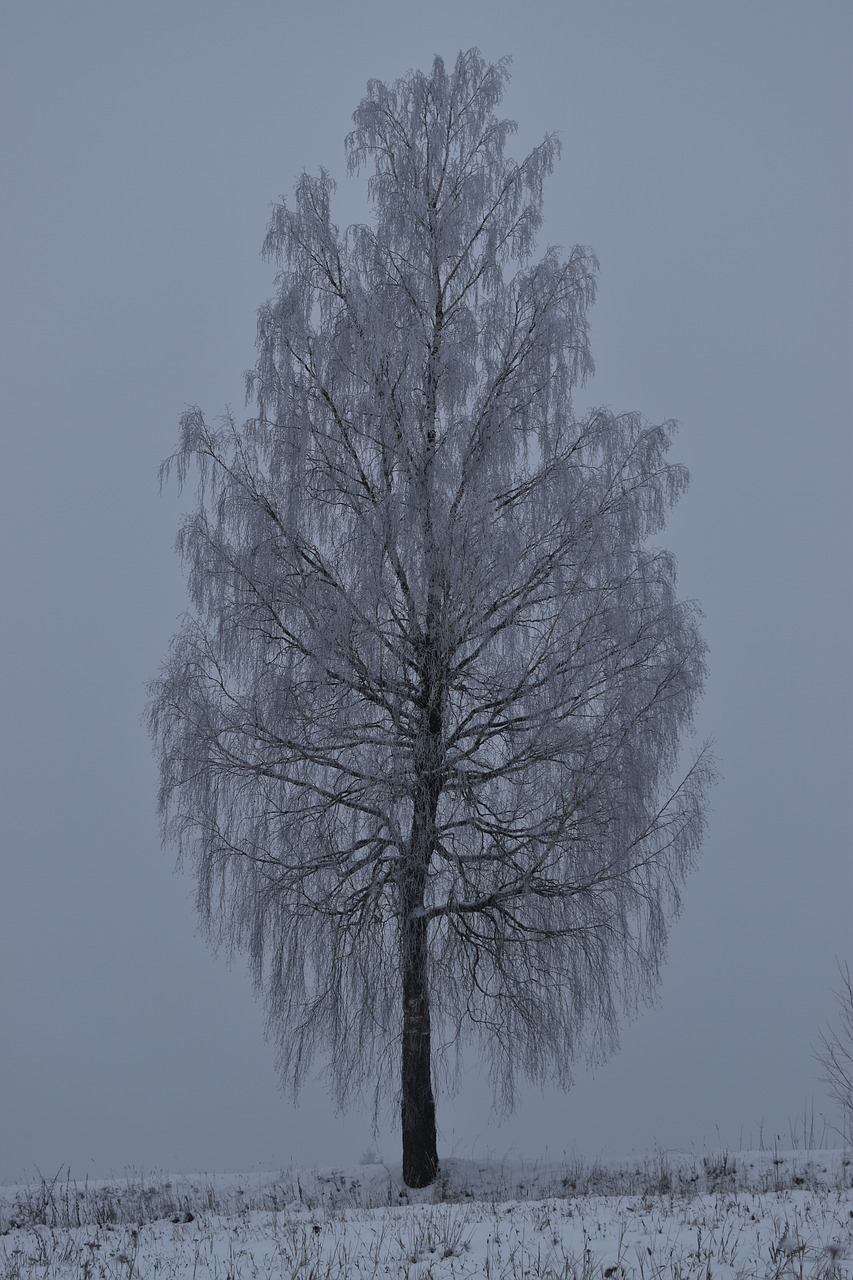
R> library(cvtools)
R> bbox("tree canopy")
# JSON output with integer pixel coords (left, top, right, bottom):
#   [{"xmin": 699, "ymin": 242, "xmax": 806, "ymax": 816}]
[{"xmin": 150, "ymin": 49, "xmax": 713, "ymax": 1186}]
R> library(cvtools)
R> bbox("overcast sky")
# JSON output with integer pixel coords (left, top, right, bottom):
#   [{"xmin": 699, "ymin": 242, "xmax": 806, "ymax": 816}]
[{"xmin": 1, "ymin": 1, "xmax": 850, "ymax": 1181}]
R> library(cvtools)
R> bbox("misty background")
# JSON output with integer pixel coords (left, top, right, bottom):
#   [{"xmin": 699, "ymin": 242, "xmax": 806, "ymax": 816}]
[{"xmin": 1, "ymin": 1, "xmax": 850, "ymax": 1180}]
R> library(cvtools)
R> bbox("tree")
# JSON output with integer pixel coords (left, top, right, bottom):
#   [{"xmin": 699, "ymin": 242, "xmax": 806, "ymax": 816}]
[
  {"xmin": 149, "ymin": 49, "xmax": 714, "ymax": 1188},
  {"xmin": 816, "ymin": 962, "xmax": 853, "ymax": 1144}
]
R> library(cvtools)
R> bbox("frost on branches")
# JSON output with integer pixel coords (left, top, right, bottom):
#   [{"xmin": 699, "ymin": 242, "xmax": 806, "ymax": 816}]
[{"xmin": 149, "ymin": 50, "xmax": 714, "ymax": 1187}]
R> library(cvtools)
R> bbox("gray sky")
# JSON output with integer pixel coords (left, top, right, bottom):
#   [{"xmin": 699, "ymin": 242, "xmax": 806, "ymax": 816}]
[{"xmin": 1, "ymin": 0, "xmax": 850, "ymax": 1180}]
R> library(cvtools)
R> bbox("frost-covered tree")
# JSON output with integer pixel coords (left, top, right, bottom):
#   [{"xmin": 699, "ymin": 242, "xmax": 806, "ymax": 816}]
[{"xmin": 149, "ymin": 50, "xmax": 713, "ymax": 1187}]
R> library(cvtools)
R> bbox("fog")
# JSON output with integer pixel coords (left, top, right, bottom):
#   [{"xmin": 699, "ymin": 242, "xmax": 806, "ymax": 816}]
[{"xmin": 1, "ymin": 0, "xmax": 850, "ymax": 1179}]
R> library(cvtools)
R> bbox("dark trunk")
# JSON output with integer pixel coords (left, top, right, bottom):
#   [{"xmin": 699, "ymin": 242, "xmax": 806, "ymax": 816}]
[
  {"xmin": 401, "ymin": 622, "xmax": 443, "ymax": 1188},
  {"xmin": 401, "ymin": 887, "xmax": 438, "ymax": 1187},
  {"xmin": 402, "ymin": 301, "xmax": 444, "ymax": 1185}
]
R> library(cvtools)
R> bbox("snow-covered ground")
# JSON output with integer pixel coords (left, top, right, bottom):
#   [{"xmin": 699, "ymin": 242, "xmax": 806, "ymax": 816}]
[{"xmin": 1, "ymin": 1149, "xmax": 850, "ymax": 1277}]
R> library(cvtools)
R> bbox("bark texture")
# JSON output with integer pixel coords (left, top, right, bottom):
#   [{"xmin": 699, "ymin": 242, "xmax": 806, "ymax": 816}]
[
  {"xmin": 401, "ymin": 890, "xmax": 438, "ymax": 1187},
  {"xmin": 401, "ymin": 626, "xmax": 443, "ymax": 1187}
]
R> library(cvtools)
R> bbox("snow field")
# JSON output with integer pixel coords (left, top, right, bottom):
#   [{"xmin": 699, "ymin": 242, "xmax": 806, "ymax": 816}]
[{"xmin": 2, "ymin": 1151, "xmax": 851, "ymax": 1278}]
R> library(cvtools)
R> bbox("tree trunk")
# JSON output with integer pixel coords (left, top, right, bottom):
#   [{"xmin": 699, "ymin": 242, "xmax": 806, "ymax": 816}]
[
  {"xmin": 400, "ymin": 373, "xmax": 443, "ymax": 1186},
  {"xmin": 401, "ymin": 884, "xmax": 438, "ymax": 1187},
  {"xmin": 401, "ymin": 636, "xmax": 442, "ymax": 1188}
]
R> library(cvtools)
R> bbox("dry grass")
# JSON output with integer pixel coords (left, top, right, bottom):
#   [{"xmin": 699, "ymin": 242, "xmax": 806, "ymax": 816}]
[{"xmin": 1, "ymin": 1149, "xmax": 850, "ymax": 1278}]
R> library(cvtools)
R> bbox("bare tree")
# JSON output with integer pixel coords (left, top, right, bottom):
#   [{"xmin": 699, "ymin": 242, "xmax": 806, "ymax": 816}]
[
  {"xmin": 816, "ymin": 962, "xmax": 853, "ymax": 1144},
  {"xmin": 149, "ymin": 49, "xmax": 714, "ymax": 1187}
]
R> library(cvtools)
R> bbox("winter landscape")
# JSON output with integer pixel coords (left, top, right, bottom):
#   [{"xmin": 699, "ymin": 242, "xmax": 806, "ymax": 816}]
[
  {"xmin": 3, "ymin": 8, "xmax": 850, "ymax": 1280},
  {"xmin": 2, "ymin": 1148, "xmax": 851, "ymax": 1278}
]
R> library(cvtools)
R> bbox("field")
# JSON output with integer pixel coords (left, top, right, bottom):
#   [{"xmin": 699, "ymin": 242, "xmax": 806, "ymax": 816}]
[{"xmin": 1, "ymin": 1148, "xmax": 851, "ymax": 1278}]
